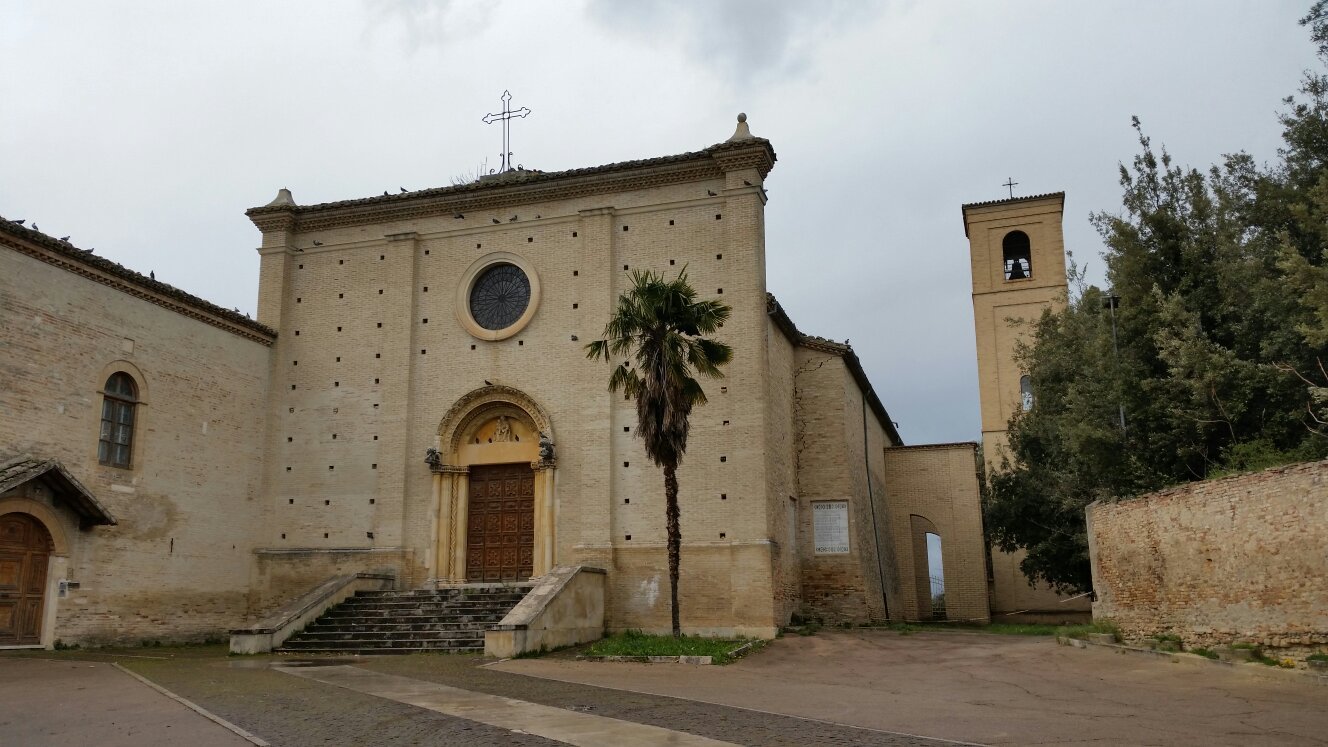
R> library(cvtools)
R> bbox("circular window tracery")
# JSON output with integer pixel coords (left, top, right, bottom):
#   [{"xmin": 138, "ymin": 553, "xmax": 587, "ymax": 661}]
[
  {"xmin": 455, "ymin": 252, "xmax": 542, "ymax": 341},
  {"xmin": 469, "ymin": 263, "xmax": 531, "ymax": 331}
]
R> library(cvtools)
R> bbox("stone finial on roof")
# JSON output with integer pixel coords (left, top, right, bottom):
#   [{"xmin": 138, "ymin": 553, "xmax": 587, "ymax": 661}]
[
  {"xmin": 727, "ymin": 112, "xmax": 753, "ymax": 142},
  {"xmin": 265, "ymin": 188, "xmax": 296, "ymax": 207}
]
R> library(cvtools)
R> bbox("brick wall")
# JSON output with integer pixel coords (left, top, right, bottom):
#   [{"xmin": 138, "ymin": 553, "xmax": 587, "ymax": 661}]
[
  {"xmin": 0, "ymin": 241, "xmax": 271, "ymax": 644},
  {"xmin": 1087, "ymin": 460, "xmax": 1328, "ymax": 650},
  {"xmin": 881, "ymin": 443, "xmax": 989, "ymax": 623}
]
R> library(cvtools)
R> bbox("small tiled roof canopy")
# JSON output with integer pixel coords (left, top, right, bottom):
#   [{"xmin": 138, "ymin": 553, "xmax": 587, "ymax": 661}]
[{"xmin": 0, "ymin": 455, "xmax": 117, "ymax": 528}]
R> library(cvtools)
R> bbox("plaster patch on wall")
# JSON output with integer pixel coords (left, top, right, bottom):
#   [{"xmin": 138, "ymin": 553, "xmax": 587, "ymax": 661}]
[{"xmin": 638, "ymin": 575, "xmax": 659, "ymax": 608}]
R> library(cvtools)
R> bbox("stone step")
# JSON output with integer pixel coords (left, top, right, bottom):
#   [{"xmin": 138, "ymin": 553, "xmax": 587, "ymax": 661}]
[
  {"xmin": 279, "ymin": 638, "xmax": 482, "ymax": 650},
  {"xmin": 293, "ymin": 629, "xmax": 488, "ymax": 641},
  {"xmin": 272, "ymin": 640, "xmax": 480, "ymax": 651},
  {"xmin": 344, "ymin": 596, "xmax": 525, "ymax": 605},
  {"xmin": 309, "ymin": 611, "xmax": 501, "ymax": 622},
  {"xmin": 304, "ymin": 619, "xmax": 496, "ymax": 630},
  {"xmin": 279, "ymin": 583, "xmax": 529, "ymax": 654}
]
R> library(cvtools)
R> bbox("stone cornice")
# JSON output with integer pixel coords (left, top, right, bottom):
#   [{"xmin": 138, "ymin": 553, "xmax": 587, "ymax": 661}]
[
  {"xmin": 248, "ymin": 138, "xmax": 777, "ymax": 235},
  {"xmin": 0, "ymin": 222, "xmax": 276, "ymax": 346}
]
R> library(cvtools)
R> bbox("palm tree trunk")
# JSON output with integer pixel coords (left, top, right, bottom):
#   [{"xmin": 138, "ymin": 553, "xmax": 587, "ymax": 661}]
[{"xmin": 664, "ymin": 460, "xmax": 681, "ymax": 638}]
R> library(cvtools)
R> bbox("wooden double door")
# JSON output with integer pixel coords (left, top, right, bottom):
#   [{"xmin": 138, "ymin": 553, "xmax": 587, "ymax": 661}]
[
  {"xmin": 466, "ymin": 463, "xmax": 535, "ymax": 582},
  {"xmin": 0, "ymin": 513, "xmax": 52, "ymax": 646}
]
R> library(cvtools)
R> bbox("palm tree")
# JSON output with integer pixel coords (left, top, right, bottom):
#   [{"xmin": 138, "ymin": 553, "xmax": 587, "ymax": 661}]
[{"xmin": 585, "ymin": 269, "xmax": 732, "ymax": 637}]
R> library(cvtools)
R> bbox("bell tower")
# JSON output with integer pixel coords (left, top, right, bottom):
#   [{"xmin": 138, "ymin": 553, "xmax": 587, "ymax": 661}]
[
  {"xmin": 964, "ymin": 191, "xmax": 1088, "ymax": 620},
  {"xmin": 963, "ymin": 192, "xmax": 1068, "ymax": 466}
]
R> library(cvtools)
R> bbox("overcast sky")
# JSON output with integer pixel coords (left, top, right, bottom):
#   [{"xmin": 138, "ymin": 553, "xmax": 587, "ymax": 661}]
[{"xmin": 1, "ymin": 1, "xmax": 1314, "ymax": 444}]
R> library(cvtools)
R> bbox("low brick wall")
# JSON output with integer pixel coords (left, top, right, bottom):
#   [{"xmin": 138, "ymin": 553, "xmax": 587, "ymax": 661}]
[{"xmin": 1087, "ymin": 460, "xmax": 1328, "ymax": 651}]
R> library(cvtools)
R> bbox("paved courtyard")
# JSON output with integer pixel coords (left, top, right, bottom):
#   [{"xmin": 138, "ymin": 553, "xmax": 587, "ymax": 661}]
[{"xmin": 2, "ymin": 630, "xmax": 1326, "ymax": 746}]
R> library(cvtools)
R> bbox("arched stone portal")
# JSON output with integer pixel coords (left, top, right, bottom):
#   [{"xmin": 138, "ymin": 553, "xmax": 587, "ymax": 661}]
[
  {"xmin": 0, "ymin": 512, "xmax": 55, "ymax": 645},
  {"xmin": 431, "ymin": 386, "xmax": 556, "ymax": 584}
]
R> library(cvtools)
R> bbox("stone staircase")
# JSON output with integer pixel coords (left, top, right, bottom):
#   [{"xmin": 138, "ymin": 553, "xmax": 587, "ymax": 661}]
[{"xmin": 276, "ymin": 585, "xmax": 532, "ymax": 655}]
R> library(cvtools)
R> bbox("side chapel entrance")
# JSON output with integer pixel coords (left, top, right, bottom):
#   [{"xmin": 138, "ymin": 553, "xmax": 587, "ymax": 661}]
[
  {"xmin": 466, "ymin": 463, "xmax": 535, "ymax": 581},
  {"xmin": 0, "ymin": 513, "xmax": 52, "ymax": 645}
]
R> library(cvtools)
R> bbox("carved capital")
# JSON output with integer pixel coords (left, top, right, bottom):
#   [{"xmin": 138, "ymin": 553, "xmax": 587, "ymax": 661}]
[
  {"xmin": 433, "ymin": 463, "xmax": 469, "ymax": 475},
  {"xmin": 531, "ymin": 459, "xmax": 557, "ymax": 472}
]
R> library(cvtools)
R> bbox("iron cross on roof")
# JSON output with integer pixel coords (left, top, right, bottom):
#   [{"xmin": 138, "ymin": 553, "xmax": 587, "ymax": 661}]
[
  {"xmin": 1003, "ymin": 177, "xmax": 1019, "ymax": 199},
  {"xmin": 482, "ymin": 90, "xmax": 532, "ymax": 174}
]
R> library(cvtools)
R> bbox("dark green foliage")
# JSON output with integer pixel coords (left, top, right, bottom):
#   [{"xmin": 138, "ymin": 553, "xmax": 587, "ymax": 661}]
[
  {"xmin": 586, "ymin": 269, "xmax": 732, "ymax": 637},
  {"xmin": 986, "ymin": 8, "xmax": 1328, "ymax": 594}
]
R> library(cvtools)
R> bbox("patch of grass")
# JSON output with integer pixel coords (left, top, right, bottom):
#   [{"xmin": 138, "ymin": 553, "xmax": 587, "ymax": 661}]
[
  {"xmin": 585, "ymin": 630, "xmax": 750, "ymax": 663},
  {"xmin": 1190, "ymin": 647, "xmax": 1220, "ymax": 660},
  {"xmin": 1307, "ymin": 652, "xmax": 1328, "ymax": 662}
]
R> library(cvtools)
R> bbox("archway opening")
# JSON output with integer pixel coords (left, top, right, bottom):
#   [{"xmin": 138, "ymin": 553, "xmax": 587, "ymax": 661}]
[
  {"xmin": 1002, "ymin": 230, "xmax": 1032, "ymax": 280},
  {"xmin": 926, "ymin": 532, "xmax": 946, "ymax": 621}
]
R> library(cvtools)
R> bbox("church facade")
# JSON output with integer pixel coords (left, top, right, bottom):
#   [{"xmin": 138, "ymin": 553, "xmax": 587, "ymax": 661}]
[{"xmin": 1, "ymin": 116, "xmax": 988, "ymax": 647}]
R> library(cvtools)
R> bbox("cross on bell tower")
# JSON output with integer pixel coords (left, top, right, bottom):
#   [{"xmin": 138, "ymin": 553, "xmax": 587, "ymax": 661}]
[
  {"xmin": 482, "ymin": 90, "xmax": 532, "ymax": 174},
  {"xmin": 1002, "ymin": 177, "xmax": 1019, "ymax": 199}
]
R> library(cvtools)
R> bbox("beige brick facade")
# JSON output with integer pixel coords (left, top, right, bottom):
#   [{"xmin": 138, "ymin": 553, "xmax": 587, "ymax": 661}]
[
  {"xmin": 1087, "ymin": 460, "xmax": 1328, "ymax": 652},
  {"xmin": 1, "ymin": 116, "xmax": 992, "ymax": 645}
]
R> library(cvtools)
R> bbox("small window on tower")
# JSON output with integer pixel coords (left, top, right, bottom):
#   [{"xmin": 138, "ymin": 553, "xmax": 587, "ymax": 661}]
[
  {"xmin": 1002, "ymin": 230, "xmax": 1032, "ymax": 280},
  {"xmin": 1020, "ymin": 374, "xmax": 1034, "ymax": 411}
]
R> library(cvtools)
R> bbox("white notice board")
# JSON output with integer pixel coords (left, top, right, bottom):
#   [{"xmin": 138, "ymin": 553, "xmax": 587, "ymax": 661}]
[{"xmin": 813, "ymin": 501, "xmax": 850, "ymax": 554}]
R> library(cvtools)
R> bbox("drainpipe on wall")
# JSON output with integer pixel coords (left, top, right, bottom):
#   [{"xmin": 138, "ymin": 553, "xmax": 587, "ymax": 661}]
[{"xmin": 863, "ymin": 397, "xmax": 890, "ymax": 620}]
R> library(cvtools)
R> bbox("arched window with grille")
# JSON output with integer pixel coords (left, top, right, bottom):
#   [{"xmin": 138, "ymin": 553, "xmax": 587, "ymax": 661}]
[
  {"xmin": 1003, "ymin": 230, "xmax": 1032, "ymax": 280},
  {"xmin": 99, "ymin": 372, "xmax": 138, "ymax": 468}
]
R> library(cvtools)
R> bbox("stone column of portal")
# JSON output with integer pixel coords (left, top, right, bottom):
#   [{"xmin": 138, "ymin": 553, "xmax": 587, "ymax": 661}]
[
  {"xmin": 450, "ymin": 472, "xmax": 470, "ymax": 584},
  {"xmin": 531, "ymin": 459, "xmax": 557, "ymax": 576},
  {"xmin": 432, "ymin": 465, "xmax": 467, "ymax": 583},
  {"xmin": 573, "ymin": 207, "xmax": 616, "ymax": 570}
]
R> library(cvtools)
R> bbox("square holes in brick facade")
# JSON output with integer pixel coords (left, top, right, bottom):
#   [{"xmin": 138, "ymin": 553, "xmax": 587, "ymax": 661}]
[
  {"xmin": 572, "ymin": 303, "xmax": 578, "ymax": 309},
  {"xmin": 296, "ymin": 297, "xmax": 302, "ymax": 303},
  {"xmin": 337, "ymin": 326, "xmax": 342, "ymax": 332},
  {"xmin": 623, "ymin": 265, "xmax": 629, "ymax": 271},
  {"xmin": 720, "ymin": 456, "xmax": 727, "ymax": 462},
  {"xmin": 573, "ymin": 270, "xmax": 579, "ymax": 276},
  {"xmin": 572, "ymin": 231, "xmax": 578, "ymax": 238},
  {"xmin": 527, "ymin": 237, "xmax": 533, "ymax": 242},
  {"xmin": 374, "ymin": 378, "xmax": 379, "ymax": 384},
  {"xmin": 625, "ymin": 534, "xmax": 631, "ymax": 541},
  {"xmin": 377, "ymin": 322, "xmax": 383, "ymax": 328},
  {"xmin": 287, "ymin": 437, "xmax": 293, "ymax": 442},
  {"xmin": 721, "ymin": 493, "xmax": 727, "ymax": 500},
  {"xmin": 423, "ymin": 286, "xmax": 428, "ymax": 293},
  {"xmin": 339, "ymin": 259, "xmax": 344, "ymax": 265},
  {"xmin": 338, "ymin": 293, "xmax": 344, "ymax": 299},
  {"xmin": 716, "ymin": 254, "xmax": 722, "ymax": 260},
  {"xmin": 375, "ymin": 353, "xmax": 381, "ymax": 359},
  {"xmin": 715, "ymin": 214, "xmax": 722, "ymax": 220},
  {"xmin": 669, "ymin": 219, "xmax": 675, "ymax": 226},
  {"xmin": 336, "ymin": 356, "xmax": 341, "ymax": 362},
  {"xmin": 622, "ymin": 225, "xmax": 629, "ymax": 232},
  {"xmin": 717, "ymin": 288, "xmax": 723, "ymax": 294}
]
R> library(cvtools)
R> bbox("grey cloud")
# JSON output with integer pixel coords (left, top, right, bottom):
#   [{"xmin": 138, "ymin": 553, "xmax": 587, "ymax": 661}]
[{"xmin": 585, "ymin": 0, "xmax": 869, "ymax": 83}]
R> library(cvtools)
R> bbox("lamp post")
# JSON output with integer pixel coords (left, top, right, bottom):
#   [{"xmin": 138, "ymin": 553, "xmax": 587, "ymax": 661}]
[{"xmin": 1102, "ymin": 293, "xmax": 1127, "ymax": 436}]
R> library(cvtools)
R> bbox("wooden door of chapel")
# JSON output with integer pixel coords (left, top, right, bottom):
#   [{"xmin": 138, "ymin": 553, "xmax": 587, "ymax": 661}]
[
  {"xmin": 466, "ymin": 463, "xmax": 535, "ymax": 582},
  {"xmin": 0, "ymin": 513, "xmax": 52, "ymax": 645}
]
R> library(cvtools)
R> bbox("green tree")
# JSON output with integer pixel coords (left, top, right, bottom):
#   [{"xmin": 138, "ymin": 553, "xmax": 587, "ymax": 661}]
[
  {"xmin": 585, "ymin": 269, "xmax": 732, "ymax": 637},
  {"xmin": 985, "ymin": 7, "xmax": 1328, "ymax": 593}
]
